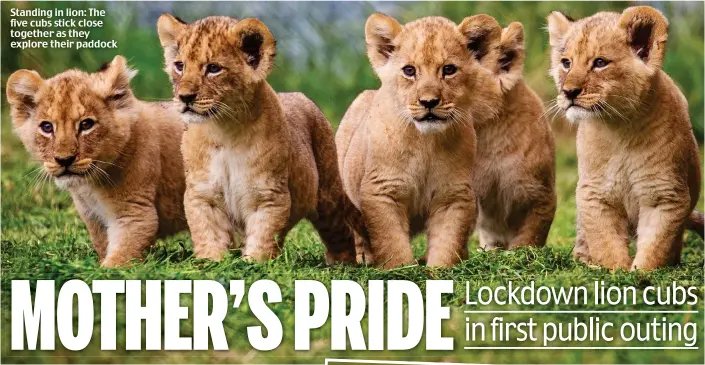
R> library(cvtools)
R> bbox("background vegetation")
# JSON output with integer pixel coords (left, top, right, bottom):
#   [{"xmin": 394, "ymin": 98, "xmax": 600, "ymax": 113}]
[
  {"xmin": 1, "ymin": 1, "xmax": 704, "ymax": 364},
  {"xmin": 2, "ymin": 1, "xmax": 704, "ymax": 135}
]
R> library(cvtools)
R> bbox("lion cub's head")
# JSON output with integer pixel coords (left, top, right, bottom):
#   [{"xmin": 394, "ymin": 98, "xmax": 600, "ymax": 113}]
[
  {"xmin": 547, "ymin": 6, "xmax": 669, "ymax": 123},
  {"xmin": 365, "ymin": 14, "xmax": 522, "ymax": 133},
  {"xmin": 157, "ymin": 14, "xmax": 276, "ymax": 124},
  {"xmin": 6, "ymin": 56, "xmax": 138, "ymax": 189}
]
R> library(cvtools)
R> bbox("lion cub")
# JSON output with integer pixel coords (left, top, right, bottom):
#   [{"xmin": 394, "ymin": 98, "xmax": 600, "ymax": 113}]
[
  {"xmin": 338, "ymin": 14, "xmax": 518, "ymax": 268},
  {"xmin": 157, "ymin": 14, "xmax": 359, "ymax": 263},
  {"xmin": 6, "ymin": 56, "xmax": 188, "ymax": 267},
  {"xmin": 547, "ymin": 6, "xmax": 703, "ymax": 270},
  {"xmin": 471, "ymin": 18, "xmax": 556, "ymax": 250}
]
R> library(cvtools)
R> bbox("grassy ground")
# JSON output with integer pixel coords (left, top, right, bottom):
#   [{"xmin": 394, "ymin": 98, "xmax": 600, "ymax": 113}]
[{"xmin": 1, "ymin": 112, "xmax": 704, "ymax": 364}]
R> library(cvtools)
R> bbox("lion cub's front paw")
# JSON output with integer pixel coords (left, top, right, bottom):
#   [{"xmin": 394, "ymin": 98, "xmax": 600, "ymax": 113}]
[
  {"xmin": 605, "ymin": 257, "xmax": 632, "ymax": 271},
  {"xmin": 325, "ymin": 250, "xmax": 357, "ymax": 265},
  {"xmin": 242, "ymin": 247, "xmax": 279, "ymax": 263},
  {"xmin": 194, "ymin": 247, "xmax": 228, "ymax": 261},
  {"xmin": 241, "ymin": 255, "xmax": 265, "ymax": 263},
  {"xmin": 101, "ymin": 255, "xmax": 138, "ymax": 268},
  {"xmin": 376, "ymin": 255, "xmax": 416, "ymax": 270},
  {"xmin": 572, "ymin": 250, "xmax": 592, "ymax": 265}
]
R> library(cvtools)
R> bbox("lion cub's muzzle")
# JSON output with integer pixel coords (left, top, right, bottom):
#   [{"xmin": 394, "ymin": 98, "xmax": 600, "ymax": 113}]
[
  {"xmin": 408, "ymin": 100, "xmax": 453, "ymax": 124},
  {"xmin": 177, "ymin": 94, "xmax": 220, "ymax": 124},
  {"xmin": 557, "ymin": 89, "xmax": 609, "ymax": 122},
  {"xmin": 44, "ymin": 157, "xmax": 93, "ymax": 178}
]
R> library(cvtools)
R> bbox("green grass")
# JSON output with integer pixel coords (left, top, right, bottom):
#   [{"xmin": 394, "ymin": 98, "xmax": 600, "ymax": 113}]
[{"xmin": 1, "ymin": 109, "xmax": 704, "ymax": 364}]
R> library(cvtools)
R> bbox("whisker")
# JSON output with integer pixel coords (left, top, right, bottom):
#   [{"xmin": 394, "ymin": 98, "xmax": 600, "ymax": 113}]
[
  {"xmin": 92, "ymin": 159, "xmax": 123, "ymax": 169},
  {"xmin": 90, "ymin": 164, "xmax": 117, "ymax": 188}
]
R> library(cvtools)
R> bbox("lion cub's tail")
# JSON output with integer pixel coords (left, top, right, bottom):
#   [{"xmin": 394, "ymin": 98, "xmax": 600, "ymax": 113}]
[{"xmin": 686, "ymin": 210, "xmax": 704, "ymax": 239}]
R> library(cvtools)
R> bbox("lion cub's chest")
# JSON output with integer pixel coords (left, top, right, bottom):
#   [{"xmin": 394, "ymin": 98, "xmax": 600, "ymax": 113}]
[
  {"xmin": 209, "ymin": 146, "xmax": 253, "ymax": 230},
  {"xmin": 71, "ymin": 185, "xmax": 117, "ymax": 226},
  {"xmin": 578, "ymin": 132, "xmax": 663, "ymax": 221},
  {"xmin": 403, "ymin": 149, "xmax": 465, "ymax": 221}
]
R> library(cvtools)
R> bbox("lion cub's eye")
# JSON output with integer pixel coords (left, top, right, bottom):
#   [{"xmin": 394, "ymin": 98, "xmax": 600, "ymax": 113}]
[
  {"xmin": 174, "ymin": 61, "xmax": 184, "ymax": 74},
  {"xmin": 79, "ymin": 118, "xmax": 95, "ymax": 132},
  {"xmin": 402, "ymin": 65, "xmax": 416, "ymax": 77},
  {"xmin": 39, "ymin": 121, "xmax": 53, "ymax": 134},
  {"xmin": 592, "ymin": 58, "xmax": 609, "ymax": 69},
  {"xmin": 561, "ymin": 58, "xmax": 571, "ymax": 69},
  {"xmin": 206, "ymin": 63, "xmax": 223, "ymax": 75},
  {"xmin": 442, "ymin": 65, "xmax": 457, "ymax": 77}
]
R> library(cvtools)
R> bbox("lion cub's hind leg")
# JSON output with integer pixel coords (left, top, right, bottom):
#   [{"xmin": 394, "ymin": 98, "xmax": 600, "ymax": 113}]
[
  {"xmin": 478, "ymin": 228, "xmax": 506, "ymax": 251},
  {"xmin": 477, "ymin": 212, "xmax": 509, "ymax": 250},
  {"xmin": 310, "ymin": 195, "xmax": 359, "ymax": 265},
  {"xmin": 306, "ymin": 106, "xmax": 358, "ymax": 265},
  {"xmin": 507, "ymin": 198, "xmax": 556, "ymax": 249},
  {"xmin": 667, "ymin": 230, "xmax": 684, "ymax": 267}
]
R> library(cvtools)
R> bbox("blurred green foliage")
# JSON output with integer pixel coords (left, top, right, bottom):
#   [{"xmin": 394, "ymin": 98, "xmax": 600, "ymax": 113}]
[{"xmin": 1, "ymin": 1, "xmax": 703, "ymax": 139}]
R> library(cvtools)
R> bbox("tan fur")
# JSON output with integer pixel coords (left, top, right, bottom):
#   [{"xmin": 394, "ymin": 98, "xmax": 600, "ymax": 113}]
[
  {"xmin": 548, "ymin": 6, "xmax": 702, "ymax": 270},
  {"xmin": 471, "ymin": 20, "xmax": 557, "ymax": 250},
  {"xmin": 157, "ymin": 14, "xmax": 360, "ymax": 263},
  {"xmin": 338, "ymin": 14, "xmax": 518, "ymax": 268},
  {"xmin": 6, "ymin": 56, "xmax": 187, "ymax": 267}
]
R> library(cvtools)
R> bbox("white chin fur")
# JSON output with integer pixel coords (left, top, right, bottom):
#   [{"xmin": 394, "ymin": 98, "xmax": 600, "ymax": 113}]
[
  {"xmin": 54, "ymin": 175, "xmax": 87, "ymax": 190},
  {"xmin": 182, "ymin": 112, "xmax": 209, "ymax": 125},
  {"xmin": 414, "ymin": 121, "xmax": 450, "ymax": 134},
  {"xmin": 565, "ymin": 107, "xmax": 596, "ymax": 123}
]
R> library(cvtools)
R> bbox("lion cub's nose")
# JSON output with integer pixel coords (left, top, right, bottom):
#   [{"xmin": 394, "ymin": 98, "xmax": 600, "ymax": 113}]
[
  {"xmin": 55, "ymin": 155, "xmax": 76, "ymax": 167},
  {"xmin": 419, "ymin": 97, "xmax": 440, "ymax": 110},
  {"xmin": 562, "ymin": 88, "xmax": 582, "ymax": 100},
  {"xmin": 179, "ymin": 93, "xmax": 197, "ymax": 104}
]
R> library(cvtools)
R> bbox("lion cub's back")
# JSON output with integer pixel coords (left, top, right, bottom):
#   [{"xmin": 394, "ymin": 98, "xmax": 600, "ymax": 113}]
[
  {"xmin": 143, "ymin": 101, "xmax": 188, "ymax": 235},
  {"xmin": 278, "ymin": 92, "xmax": 321, "ymax": 141},
  {"xmin": 276, "ymin": 92, "xmax": 330, "ymax": 217},
  {"xmin": 336, "ymin": 90, "xmax": 376, "ymax": 208},
  {"xmin": 277, "ymin": 92, "xmax": 321, "ymax": 166}
]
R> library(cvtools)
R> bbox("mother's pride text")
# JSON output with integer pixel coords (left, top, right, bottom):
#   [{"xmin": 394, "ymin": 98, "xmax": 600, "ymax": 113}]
[{"xmin": 11, "ymin": 279, "xmax": 454, "ymax": 351}]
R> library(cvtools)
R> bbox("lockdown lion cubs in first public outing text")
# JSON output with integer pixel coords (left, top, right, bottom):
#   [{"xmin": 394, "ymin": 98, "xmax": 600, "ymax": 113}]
[
  {"xmin": 547, "ymin": 6, "xmax": 703, "ymax": 270},
  {"xmin": 338, "ymin": 14, "xmax": 507, "ymax": 268},
  {"xmin": 157, "ymin": 14, "xmax": 361, "ymax": 263},
  {"xmin": 6, "ymin": 56, "xmax": 188, "ymax": 267}
]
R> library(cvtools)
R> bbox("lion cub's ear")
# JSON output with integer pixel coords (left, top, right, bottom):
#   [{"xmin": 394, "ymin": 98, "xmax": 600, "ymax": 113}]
[
  {"xmin": 92, "ymin": 55, "xmax": 137, "ymax": 108},
  {"xmin": 495, "ymin": 22, "xmax": 525, "ymax": 91},
  {"xmin": 157, "ymin": 13, "xmax": 186, "ymax": 48},
  {"xmin": 365, "ymin": 13, "xmax": 402, "ymax": 73},
  {"xmin": 157, "ymin": 13, "xmax": 187, "ymax": 64},
  {"xmin": 6, "ymin": 69, "xmax": 43, "ymax": 126},
  {"xmin": 230, "ymin": 18, "xmax": 276, "ymax": 82},
  {"xmin": 457, "ymin": 14, "xmax": 502, "ymax": 66},
  {"xmin": 619, "ymin": 6, "xmax": 669, "ymax": 69},
  {"xmin": 546, "ymin": 11, "xmax": 574, "ymax": 48}
]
